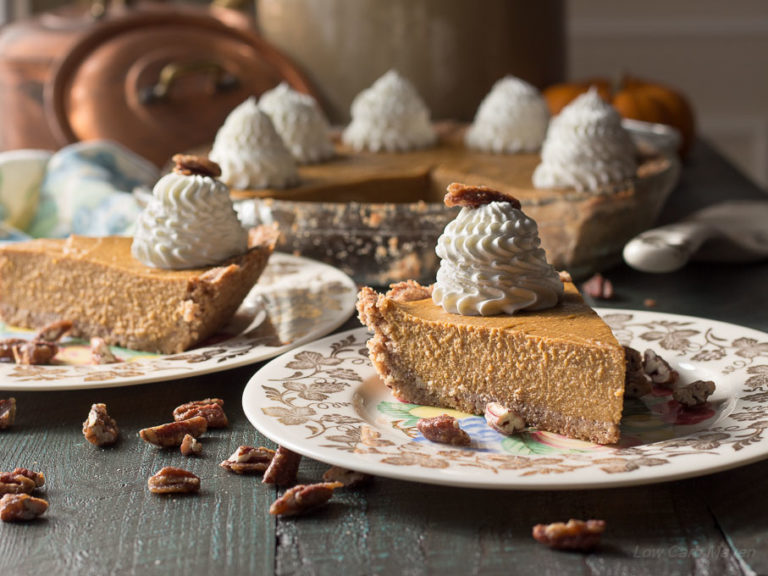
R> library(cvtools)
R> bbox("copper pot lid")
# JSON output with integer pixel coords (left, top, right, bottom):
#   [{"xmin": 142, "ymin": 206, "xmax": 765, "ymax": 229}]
[{"xmin": 45, "ymin": 4, "xmax": 316, "ymax": 166}]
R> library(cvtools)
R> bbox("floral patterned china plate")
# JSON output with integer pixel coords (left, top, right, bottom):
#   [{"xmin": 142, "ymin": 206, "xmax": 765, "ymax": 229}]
[
  {"xmin": 243, "ymin": 309, "xmax": 768, "ymax": 489},
  {"xmin": 0, "ymin": 254, "xmax": 356, "ymax": 391}
]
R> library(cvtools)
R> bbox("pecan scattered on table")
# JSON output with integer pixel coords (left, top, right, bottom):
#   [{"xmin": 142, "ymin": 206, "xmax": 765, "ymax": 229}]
[
  {"xmin": 532, "ymin": 519, "xmax": 606, "ymax": 551},
  {"xmin": 82, "ymin": 403, "xmax": 120, "ymax": 446},
  {"xmin": 484, "ymin": 402, "xmax": 525, "ymax": 435},
  {"xmin": 180, "ymin": 434, "xmax": 202, "ymax": 456},
  {"xmin": 90, "ymin": 338, "xmax": 119, "ymax": 364},
  {"xmin": 322, "ymin": 466, "xmax": 372, "ymax": 488},
  {"xmin": 8, "ymin": 468, "xmax": 44, "ymax": 488},
  {"xmin": 417, "ymin": 414, "xmax": 471, "ymax": 446},
  {"xmin": 624, "ymin": 346, "xmax": 652, "ymax": 398},
  {"xmin": 581, "ymin": 273, "xmax": 614, "ymax": 300},
  {"xmin": 147, "ymin": 467, "xmax": 200, "ymax": 495},
  {"xmin": 173, "ymin": 398, "xmax": 228, "ymax": 428},
  {"xmin": 0, "ymin": 493, "xmax": 49, "ymax": 522},
  {"xmin": 35, "ymin": 319, "xmax": 73, "ymax": 342},
  {"xmin": 0, "ymin": 397, "xmax": 16, "ymax": 429},
  {"xmin": 643, "ymin": 349, "xmax": 678, "ymax": 387},
  {"xmin": 268, "ymin": 482, "xmax": 343, "ymax": 516},
  {"xmin": 139, "ymin": 416, "xmax": 207, "ymax": 448},
  {"xmin": 0, "ymin": 473, "xmax": 35, "ymax": 495},
  {"xmin": 12, "ymin": 341, "xmax": 58, "ymax": 365},
  {"xmin": 220, "ymin": 446, "xmax": 275, "ymax": 474},
  {"xmin": 263, "ymin": 446, "xmax": 302, "ymax": 486},
  {"xmin": 673, "ymin": 380, "xmax": 716, "ymax": 407}
]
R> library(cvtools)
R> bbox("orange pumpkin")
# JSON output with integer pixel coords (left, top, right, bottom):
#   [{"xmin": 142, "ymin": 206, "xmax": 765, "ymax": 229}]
[{"xmin": 543, "ymin": 76, "xmax": 696, "ymax": 157}]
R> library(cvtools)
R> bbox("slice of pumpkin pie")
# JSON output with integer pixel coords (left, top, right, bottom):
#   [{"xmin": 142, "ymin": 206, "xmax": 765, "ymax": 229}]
[
  {"xmin": 357, "ymin": 183, "xmax": 626, "ymax": 444},
  {"xmin": 0, "ymin": 155, "xmax": 276, "ymax": 354}
]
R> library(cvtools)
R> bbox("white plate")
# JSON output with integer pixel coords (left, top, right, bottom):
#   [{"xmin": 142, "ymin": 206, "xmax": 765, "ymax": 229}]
[
  {"xmin": 0, "ymin": 253, "xmax": 356, "ymax": 391},
  {"xmin": 243, "ymin": 309, "xmax": 768, "ymax": 490}
]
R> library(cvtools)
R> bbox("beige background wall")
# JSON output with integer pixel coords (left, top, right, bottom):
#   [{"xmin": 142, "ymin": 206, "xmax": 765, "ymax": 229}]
[
  {"xmin": 568, "ymin": 0, "xmax": 768, "ymax": 190},
  {"xmin": 1, "ymin": 0, "xmax": 767, "ymax": 191}
]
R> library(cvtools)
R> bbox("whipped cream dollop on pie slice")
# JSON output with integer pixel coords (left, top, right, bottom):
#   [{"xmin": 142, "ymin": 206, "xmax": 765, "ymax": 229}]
[
  {"xmin": 432, "ymin": 183, "xmax": 564, "ymax": 315},
  {"xmin": 533, "ymin": 88, "xmax": 637, "ymax": 193},
  {"xmin": 132, "ymin": 155, "xmax": 248, "ymax": 269},
  {"xmin": 259, "ymin": 83, "xmax": 334, "ymax": 164},
  {"xmin": 342, "ymin": 70, "xmax": 437, "ymax": 152},
  {"xmin": 209, "ymin": 97, "xmax": 299, "ymax": 189},
  {"xmin": 465, "ymin": 75, "xmax": 550, "ymax": 154}
]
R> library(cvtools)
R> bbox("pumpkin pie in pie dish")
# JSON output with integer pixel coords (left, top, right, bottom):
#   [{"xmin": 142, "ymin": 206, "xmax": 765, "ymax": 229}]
[
  {"xmin": 0, "ymin": 155, "xmax": 276, "ymax": 354},
  {"xmin": 221, "ymin": 75, "xmax": 678, "ymax": 283},
  {"xmin": 357, "ymin": 184, "xmax": 626, "ymax": 444}
]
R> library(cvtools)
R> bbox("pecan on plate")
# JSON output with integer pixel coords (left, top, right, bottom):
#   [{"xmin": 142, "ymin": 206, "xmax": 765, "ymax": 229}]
[
  {"xmin": 262, "ymin": 446, "xmax": 302, "ymax": 486},
  {"xmin": 624, "ymin": 346, "xmax": 652, "ymax": 399},
  {"xmin": 0, "ymin": 493, "xmax": 49, "ymax": 522},
  {"xmin": 35, "ymin": 319, "xmax": 73, "ymax": 342},
  {"xmin": 269, "ymin": 482, "xmax": 343, "ymax": 517},
  {"xmin": 417, "ymin": 414, "xmax": 471, "ymax": 446},
  {"xmin": 532, "ymin": 519, "xmax": 606, "ymax": 551},
  {"xmin": 674, "ymin": 380, "xmax": 716, "ymax": 407},
  {"xmin": 180, "ymin": 434, "xmax": 202, "ymax": 456},
  {"xmin": 139, "ymin": 416, "xmax": 207, "ymax": 448},
  {"xmin": 322, "ymin": 466, "xmax": 372, "ymax": 488},
  {"xmin": 12, "ymin": 341, "xmax": 58, "ymax": 365},
  {"xmin": 147, "ymin": 467, "xmax": 200, "ymax": 495},
  {"xmin": 220, "ymin": 446, "xmax": 275, "ymax": 474},
  {"xmin": 173, "ymin": 398, "xmax": 228, "ymax": 428},
  {"xmin": 90, "ymin": 338, "xmax": 119, "ymax": 364},
  {"xmin": 643, "ymin": 349, "xmax": 678, "ymax": 388},
  {"xmin": 0, "ymin": 340, "xmax": 25, "ymax": 361},
  {"xmin": 83, "ymin": 403, "xmax": 120, "ymax": 447},
  {"xmin": 484, "ymin": 402, "xmax": 525, "ymax": 435},
  {"xmin": 0, "ymin": 397, "xmax": 16, "ymax": 429}
]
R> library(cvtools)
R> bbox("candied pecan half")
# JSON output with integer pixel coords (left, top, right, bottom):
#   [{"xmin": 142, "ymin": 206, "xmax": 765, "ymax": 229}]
[
  {"xmin": 674, "ymin": 380, "xmax": 716, "ymax": 407},
  {"xmin": 139, "ymin": 416, "xmax": 207, "ymax": 448},
  {"xmin": 220, "ymin": 446, "xmax": 275, "ymax": 474},
  {"xmin": 624, "ymin": 346, "xmax": 652, "ymax": 399},
  {"xmin": 172, "ymin": 154, "xmax": 221, "ymax": 178},
  {"xmin": 82, "ymin": 403, "xmax": 120, "ymax": 446},
  {"xmin": 269, "ymin": 482, "xmax": 343, "ymax": 516},
  {"xmin": 532, "ymin": 519, "xmax": 606, "ymax": 551},
  {"xmin": 0, "ymin": 473, "xmax": 35, "ymax": 495},
  {"xmin": 581, "ymin": 273, "xmax": 614, "ymax": 300},
  {"xmin": 12, "ymin": 341, "xmax": 58, "ymax": 365},
  {"xmin": 322, "ymin": 466, "xmax": 372, "ymax": 488},
  {"xmin": 0, "ymin": 339, "xmax": 26, "ymax": 361},
  {"xmin": 173, "ymin": 398, "xmax": 228, "ymax": 428},
  {"xmin": 90, "ymin": 338, "xmax": 119, "ymax": 364},
  {"xmin": 35, "ymin": 319, "xmax": 73, "ymax": 342},
  {"xmin": 484, "ymin": 402, "xmax": 525, "ymax": 435},
  {"xmin": 10, "ymin": 468, "xmax": 44, "ymax": 488},
  {"xmin": 0, "ymin": 397, "xmax": 16, "ymax": 429},
  {"xmin": 147, "ymin": 467, "xmax": 200, "ymax": 494},
  {"xmin": 643, "ymin": 349, "xmax": 678, "ymax": 387},
  {"xmin": 444, "ymin": 182, "xmax": 521, "ymax": 210},
  {"xmin": 0, "ymin": 493, "xmax": 48, "ymax": 522},
  {"xmin": 180, "ymin": 434, "xmax": 202, "ymax": 456},
  {"xmin": 417, "ymin": 414, "xmax": 471, "ymax": 446},
  {"xmin": 262, "ymin": 446, "xmax": 302, "ymax": 486}
]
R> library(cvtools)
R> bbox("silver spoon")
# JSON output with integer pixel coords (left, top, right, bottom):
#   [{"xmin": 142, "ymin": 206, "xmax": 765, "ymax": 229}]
[{"xmin": 623, "ymin": 200, "xmax": 768, "ymax": 273}]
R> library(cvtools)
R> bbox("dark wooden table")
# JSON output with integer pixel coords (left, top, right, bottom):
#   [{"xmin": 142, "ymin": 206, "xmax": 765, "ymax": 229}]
[{"xmin": 2, "ymin": 141, "xmax": 767, "ymax": 576}]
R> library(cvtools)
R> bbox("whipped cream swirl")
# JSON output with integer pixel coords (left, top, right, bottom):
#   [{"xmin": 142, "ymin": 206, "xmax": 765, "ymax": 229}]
[
  {"xmin": 131, "ymin": 171, "xmax": 248, "ymax": 269},
  {"xmin": 342, "ymin": 70, "xmax": 436, "ymax": 152},
  {"xmin": 259, "ymin": 83, "xmax": 334, "ymax": 164},
  {"xmin": 465, "ymin": 76, "xmax": 549, "ymax": 153},
  {"xmin": 209, "ymin": 97, "xmax": 299, "ymax": 189},
  {"xmin": 532, "ymin": 88, "xmax": 636, "ymax": 193},
  {"xmin": 432, "ymin": 200, "xmax": 563, "ymax": 315}
]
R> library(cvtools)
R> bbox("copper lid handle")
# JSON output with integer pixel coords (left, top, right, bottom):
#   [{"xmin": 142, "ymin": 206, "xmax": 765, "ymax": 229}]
[{"xmin": 139, "ymin": 60, "xmax": 240, "ymax": 104}]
